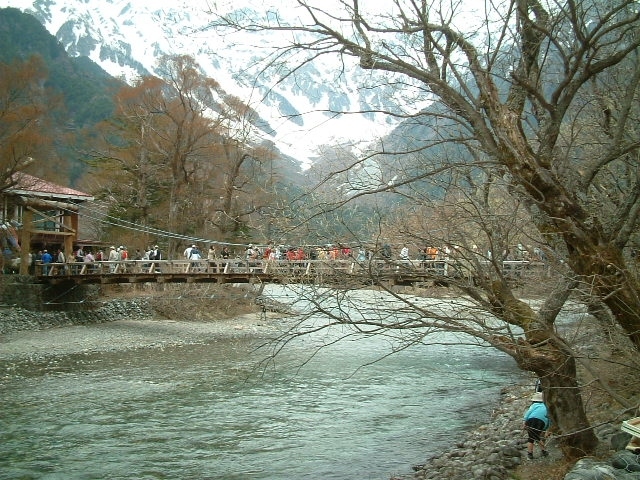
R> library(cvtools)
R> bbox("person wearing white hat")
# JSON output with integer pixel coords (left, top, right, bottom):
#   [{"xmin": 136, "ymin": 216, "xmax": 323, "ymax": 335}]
[
  {"xmin": 108, "ymin": 245, "xmax": 119, "ymax": 272},
  {"xmin": 523, "ymin": 392, "xmax": 550, "ymax": 459}
]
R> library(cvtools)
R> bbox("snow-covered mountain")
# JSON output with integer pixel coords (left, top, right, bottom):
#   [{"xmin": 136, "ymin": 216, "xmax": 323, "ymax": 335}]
[{"xmin": 0, "ymin": 0, "xmax": 400, "ymax": 168}]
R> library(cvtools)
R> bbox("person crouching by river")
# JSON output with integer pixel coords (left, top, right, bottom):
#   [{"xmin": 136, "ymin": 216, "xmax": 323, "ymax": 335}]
[{"xmin": 523, "ymin": 392, "xmax": 550, "ymax": 459}]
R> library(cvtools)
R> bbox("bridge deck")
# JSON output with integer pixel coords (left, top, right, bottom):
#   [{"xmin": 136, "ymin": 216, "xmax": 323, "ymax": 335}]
[{"xmin": 31, "ymin": 259, "xmax": 542, "ymax": 286}]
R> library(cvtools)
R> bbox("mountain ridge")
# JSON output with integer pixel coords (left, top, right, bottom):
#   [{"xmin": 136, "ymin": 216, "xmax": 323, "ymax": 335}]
[
  {"xmin": 2, "ymin": 0, "xmax": 400, "ymax": 168},
  {"xmin": 0, "ymin": 6, "xmax": 124, "ymax": 181}
]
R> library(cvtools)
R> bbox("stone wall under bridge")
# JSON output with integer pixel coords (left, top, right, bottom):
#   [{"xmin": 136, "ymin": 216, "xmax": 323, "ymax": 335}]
[
  {"xmin": 0, "ymin": 275, "xmax": 102, "ymax": 311},
  {"xmin": 0, "ymin": 276, "xmax": 154, "ymax": 335}
]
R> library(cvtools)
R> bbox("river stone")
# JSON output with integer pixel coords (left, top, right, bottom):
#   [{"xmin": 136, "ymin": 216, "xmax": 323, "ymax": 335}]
[
  {"xmin": 449, "ymin": 449, "xmax": 467, "ymax": 458},
  {"xmin": 486, "ymin": 452, "xmax": 500, "ymax": 464},
  {"xmin": 612, "ymin": 432, "xmax": 633, "ymax": 451},
  {"xmin": 472, "ymin": 466, "xmax": 488, "ymax": 478},
  {"xmin": 564, "ymin": 457, "xmax": 638, "ymax": 480},
  {"xmin": 564, "ymin": 465, "xmax": 615, "ymax": 479},
  {"xmin": 611, "ymin": 451, "xmax": 640, "ymax": 472},
  {"xmin": 501, "ymin": 445, "xmax": 522, "ymax": 458},
  {"xmin": 599, "ymin": 423, "xmax": 622, "ymax": 438}
]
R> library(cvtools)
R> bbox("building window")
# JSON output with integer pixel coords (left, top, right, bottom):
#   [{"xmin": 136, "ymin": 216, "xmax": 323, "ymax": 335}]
[{"xmin": 33, "ymin": 209, "xmax": 64, "ymax": 232}]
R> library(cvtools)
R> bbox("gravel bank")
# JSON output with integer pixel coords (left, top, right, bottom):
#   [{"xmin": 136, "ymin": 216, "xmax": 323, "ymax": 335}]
[{"xmin": 0, "ymin": 300, "xmax": 287, "ymax": 362}]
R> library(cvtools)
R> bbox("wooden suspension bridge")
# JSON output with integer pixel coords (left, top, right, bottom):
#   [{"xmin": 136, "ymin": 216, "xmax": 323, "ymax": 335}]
[{"xmin": 31, "ymin": 258, "xmax": 544, "ymax": 287}]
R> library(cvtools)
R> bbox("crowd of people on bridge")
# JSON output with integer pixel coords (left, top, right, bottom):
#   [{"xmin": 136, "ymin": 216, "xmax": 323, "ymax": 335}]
[
  {"xmin": 230, "ymin": 242, "xmax": 548, "ymax": 264},
  {"xmin": 3, "ymin": 237, "xmax": 552, "ymax": 277}
]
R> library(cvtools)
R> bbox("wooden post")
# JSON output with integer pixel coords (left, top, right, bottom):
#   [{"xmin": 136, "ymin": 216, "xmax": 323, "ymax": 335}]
[
  {"xmin": 19, "ymin": 209, "xmax": 33, "ymax": 275},
  {"xmin": 64, "ymin": 213, "xmax": 74, "ymax": 259}
]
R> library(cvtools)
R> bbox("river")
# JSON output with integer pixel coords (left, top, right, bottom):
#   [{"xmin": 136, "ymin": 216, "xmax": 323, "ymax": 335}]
[{"xmin": 0, "ymin": 286, "xmax": 523, "ymax": 480}]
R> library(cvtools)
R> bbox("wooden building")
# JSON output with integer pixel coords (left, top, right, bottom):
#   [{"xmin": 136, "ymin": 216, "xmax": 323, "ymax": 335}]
[{"xmin": 1, "ymin": 173, "xmax": 94, "ymax": 274}]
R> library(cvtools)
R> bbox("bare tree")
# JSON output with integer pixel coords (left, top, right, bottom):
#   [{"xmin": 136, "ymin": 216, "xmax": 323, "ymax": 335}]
[
  {"xmin": 207, "ymin": 95, "xmax": 278, "ymax": 241},
  {"xmin": 85, "ymin": 58, "xmax": 221, "ymax": 252},
  {"xmin": 215, "ymin": 0, "xmax": 640, "ymax": 457},
  {"xmin": 82, "ymin": 76, "xmax": 167, "ymax": 246},
  {"xmin": 264, "ymin": 169, "xmax": 640, "ymax": 458},
  {"xmin": 147, "ymin": 55, "xmax": 225, "ymax": 255},
  {"xmin": 86, "ymin": 55, "xmax": 284, "ymax": 251}
]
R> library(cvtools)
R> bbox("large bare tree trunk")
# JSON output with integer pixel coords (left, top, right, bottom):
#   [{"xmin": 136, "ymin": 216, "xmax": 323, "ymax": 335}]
[
  {"xmin": 569, "ymin": 245, "xmax": 640, "ymax": 350},
  {"xmin": 491, "ymin": 282, "xmax": 599, "ymax": 457},
  {"xmin": 493, "ymin": 116, "xmax": 640, "ymax": 351},
  {"xmin": 514, "ymin": 342, "xmax": 599, "ymax": 458}
]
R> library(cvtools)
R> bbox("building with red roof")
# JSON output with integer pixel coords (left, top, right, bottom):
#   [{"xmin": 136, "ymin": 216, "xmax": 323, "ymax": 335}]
[{"xmin": 1, "ymin": 173, "xmax": 94, "ymax": 274}]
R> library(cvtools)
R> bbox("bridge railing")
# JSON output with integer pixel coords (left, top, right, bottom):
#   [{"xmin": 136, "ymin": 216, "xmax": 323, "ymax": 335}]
[
  {"xmin": 33, "ymin": 258, "xmax": 542, "ymax": 281},
  {"xmin": 34, "ymin": 259, "xmax": 251, "ymax": 277}
]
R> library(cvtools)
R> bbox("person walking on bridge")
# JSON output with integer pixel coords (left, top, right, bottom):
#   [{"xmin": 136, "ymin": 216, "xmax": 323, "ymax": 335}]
[
  {"xmin": 108, "ymin": 246, "xmax": 118, "ymax": 273},
  {"xmin": 189, "ymin": 245, "xmax": 203, "ymax": 272},
  {"xmin": 151, "ymin": 245, "xmax": 162, "ymax": 261},
  {"xmin": 41, "ymin": 250, "xmax": 53, "ymax": 275},
  {"xmin": 207, "ymin": 245, "xmax": 217, "ymax": 273},
  {"xmin": 56, "ymin": 249, "xmax": 66, "ymax": 273}
]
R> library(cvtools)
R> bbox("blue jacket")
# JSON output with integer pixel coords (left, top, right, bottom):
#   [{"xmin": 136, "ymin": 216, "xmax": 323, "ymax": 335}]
[{"xmin": 524, "ymin": 402, "xmax": 550, "ymax": 429}]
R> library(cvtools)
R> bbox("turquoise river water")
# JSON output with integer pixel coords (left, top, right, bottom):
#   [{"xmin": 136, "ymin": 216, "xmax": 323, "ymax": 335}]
[{"xmin": 0, "ymin": 297, "xmax": 522, "ymax": 479}]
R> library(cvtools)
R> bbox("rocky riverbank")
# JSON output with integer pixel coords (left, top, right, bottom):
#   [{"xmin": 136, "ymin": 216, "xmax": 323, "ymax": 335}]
[
  {"xmin": 0, "ymin": 299, "xmax": 153, "ymax": 335},
  {"xmin": 391, "ymin": 380, "xmax": 640, "ymax": 480},
  {"xmin": 1, "ymin": 294, "xmax": 638, "ymax": 480}
]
